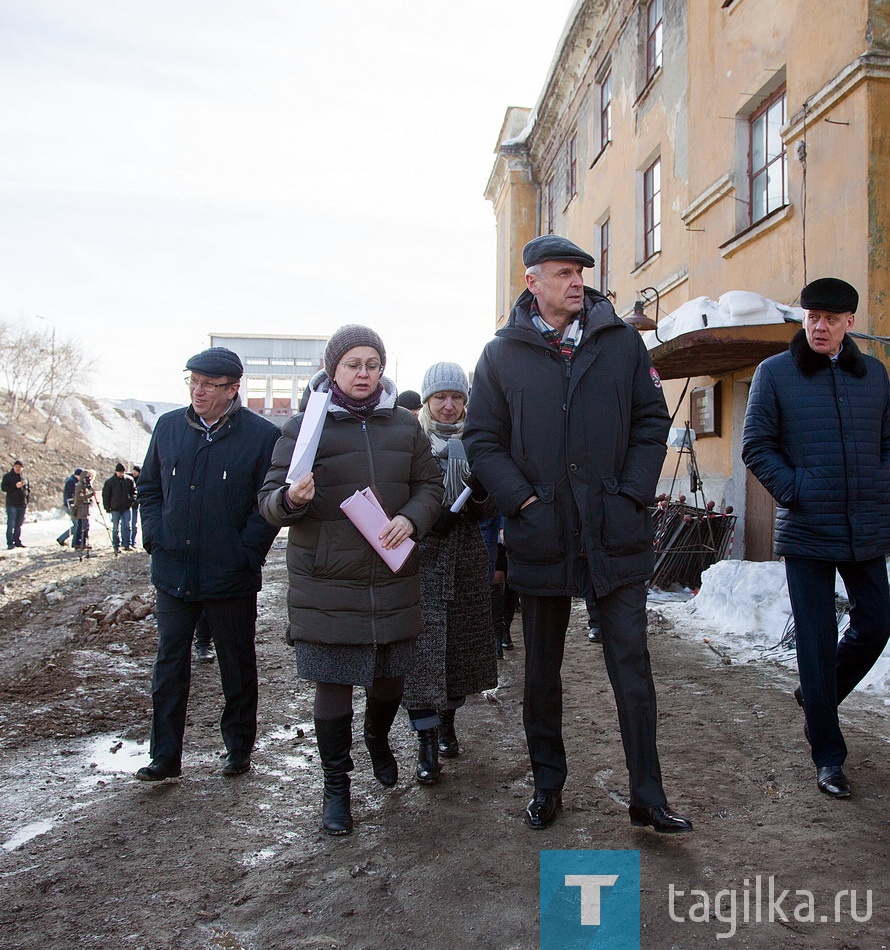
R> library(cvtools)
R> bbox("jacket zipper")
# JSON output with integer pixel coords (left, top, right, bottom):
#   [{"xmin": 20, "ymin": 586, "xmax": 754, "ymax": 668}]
[{"xmin": 362, "ymin": 418, "xmax": 379, "ymax": 646}]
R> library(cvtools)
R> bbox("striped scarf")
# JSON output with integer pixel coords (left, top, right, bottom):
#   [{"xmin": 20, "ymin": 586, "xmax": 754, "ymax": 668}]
[
  {"xmin": 530, "ymin": 298, "xmax": 587, "ymax": 361},
  {"xmin": 426, "ymin": 419, "xmax": 470, "ymax": 508}
]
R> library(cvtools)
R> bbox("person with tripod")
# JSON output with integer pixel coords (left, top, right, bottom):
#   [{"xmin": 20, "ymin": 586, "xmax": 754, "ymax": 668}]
[{"xmin": 73, "ymin": 470, "xmax": 96, "ymax": 557}]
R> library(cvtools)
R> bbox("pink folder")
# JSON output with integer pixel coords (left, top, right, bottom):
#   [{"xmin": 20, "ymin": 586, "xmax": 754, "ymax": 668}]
[{"xmin": 339, "ymin": 488, "xmax": 416, "ymax": 574}]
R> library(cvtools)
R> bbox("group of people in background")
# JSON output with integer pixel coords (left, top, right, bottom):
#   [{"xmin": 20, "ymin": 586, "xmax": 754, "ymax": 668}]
[{"xmin": 53, "ymin": 463, "xmax": 141, "ymax": 554}]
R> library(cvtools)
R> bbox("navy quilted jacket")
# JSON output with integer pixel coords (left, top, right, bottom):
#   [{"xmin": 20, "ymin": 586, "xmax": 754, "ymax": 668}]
[{"xmin": 742, "ymin": 330, "xmax": 890, "ymax": 560}]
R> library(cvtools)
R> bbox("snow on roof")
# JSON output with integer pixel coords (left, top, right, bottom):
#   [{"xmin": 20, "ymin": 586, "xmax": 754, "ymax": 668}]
[{"xmin": 641, "ymin": 291, "xmax": 804, "ymax": 351}]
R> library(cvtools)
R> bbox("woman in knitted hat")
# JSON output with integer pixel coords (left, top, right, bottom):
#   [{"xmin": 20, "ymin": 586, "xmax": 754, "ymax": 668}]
[
  {"xmin": 259, "ymin": 325, "xmax": 443, "ymax": 835},
  {"xmin": 401, "ymin": 362, "xmax": 499, "ymax": 785}
]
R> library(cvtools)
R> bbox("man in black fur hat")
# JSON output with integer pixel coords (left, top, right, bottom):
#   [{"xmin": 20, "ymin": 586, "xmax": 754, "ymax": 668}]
[{"xmin": 743, "ymin": 278, "xmax": 890, "ymax": 800}]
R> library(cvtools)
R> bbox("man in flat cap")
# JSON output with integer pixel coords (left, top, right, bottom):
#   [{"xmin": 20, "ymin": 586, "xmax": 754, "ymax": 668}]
[
  {"xmin": 743, "ymin": 278, "xmax": 890, "ymax": 799},
  {"xmin": 135, "ymin": 346, "xmax": 280, "ymax": 780},
  {"xmin": 464, "ymin": 235, "xmax": 692, "ymax": 833}
]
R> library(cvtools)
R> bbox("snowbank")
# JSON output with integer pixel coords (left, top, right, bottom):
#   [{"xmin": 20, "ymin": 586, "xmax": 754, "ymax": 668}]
[
  {"xmin": 46, "ymin": 395, "xmax": 182, "ymax": 463},
  {"xmin": 654, "ymin": 559, "xmax": 890, "ymax": 701}
]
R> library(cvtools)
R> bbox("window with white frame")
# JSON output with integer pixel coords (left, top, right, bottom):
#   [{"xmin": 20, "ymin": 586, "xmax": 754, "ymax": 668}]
[
  {"xmin": 749, "ymin": 88, "xmax": 787, "ymax": 225},
  {"xmin": 599, "ymin": 218, "xmax": 611, "ymax": 295},
  {"xmin": 646, "ymin": 0, "xmax": 663, "ymax": 84},
  {"xmin": 643, "ymin": 158, "xmax": 661, "ymax": 260},
  {"xmin": 567, "ymin": 133, "xmax": 578, "ymax": 200},
  {"xmin": 599, "ymin": 70, "xmax": 612, "ymax": 149},
  {"xmin": 545, "ymin": 176, "xmax": 556, "ymax": 233}
]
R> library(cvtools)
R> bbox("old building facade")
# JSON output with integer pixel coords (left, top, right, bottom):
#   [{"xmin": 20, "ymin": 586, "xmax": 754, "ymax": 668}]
[{"xmin": 486, "ymin": 0, "xmax": 890, "ymax": 558}]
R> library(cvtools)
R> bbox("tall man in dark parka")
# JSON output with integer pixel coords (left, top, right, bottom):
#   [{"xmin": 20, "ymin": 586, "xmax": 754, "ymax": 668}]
[
  {"xmin": 135, "ymin": 347, "xmax": 280, "ymax": 781},
  {"xmin": 464, "ymin": 235, "xmax": 692, "ymax": 833},
  {"xmin": 743, "ymin": 277, "xmax": 890, "ymax": 799}
]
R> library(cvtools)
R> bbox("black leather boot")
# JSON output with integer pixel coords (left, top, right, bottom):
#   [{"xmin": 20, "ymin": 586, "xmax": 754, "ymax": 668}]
[
  {"xmin": 363, "ymin": 697, "xmax": 400, "ymax": 787},
  {"xmin": 437, "ymin": 709, "xmax": 460, "ymax": 758},
  {"xmin": 314, "ymin": 714, "xmax": 354, "ymax": 835},
  {"xmin": 415, "ymin": 728, "xmax": 440, "ymax": 784}
]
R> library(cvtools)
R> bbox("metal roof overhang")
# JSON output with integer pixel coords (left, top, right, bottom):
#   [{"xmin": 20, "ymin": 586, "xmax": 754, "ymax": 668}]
[{"xmin": 647, "ymin": 323, "xmax": 798, "ymax": 380}]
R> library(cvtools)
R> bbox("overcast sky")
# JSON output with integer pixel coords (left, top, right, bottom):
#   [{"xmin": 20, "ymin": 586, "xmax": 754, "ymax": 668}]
[{"xmin": 0, "ymin": 1, "xmax": 575, "ymax": 404}]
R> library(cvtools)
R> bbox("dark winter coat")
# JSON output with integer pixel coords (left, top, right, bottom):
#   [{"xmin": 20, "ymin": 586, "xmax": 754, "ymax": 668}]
[
  {"xmin": 742, "ymin": 330, "xmax": 890, "ymax": 560},
  {"xmin": 402, "ymin": 475, "xmax": 499, "ymax": 709},
  {"xmin": 102, "ymin": 473, "xmax": 136, "ymax": 512},
  {"xmin": 139, "ymin": 396, "xmax": 281, "ymax": 600},
  {"xmin": 258, "ymin": 378, "xmax": 444, "ymax": 648},
  {"xmin": 63, "ymin": 472, "xmax": 78, "ymax": 509},
  {"xmin": 464, "ymin": 287, "xmax": 670, "ymax": 598},
  {"xmin": 2, "ymin": 469, "xmax": 29, "ymax": 508}
]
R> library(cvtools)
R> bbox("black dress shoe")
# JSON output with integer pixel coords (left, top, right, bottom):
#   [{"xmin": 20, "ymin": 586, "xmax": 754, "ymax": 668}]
[
  {"xmin": 629, "ymin": 803, "xmax": 693, "ymax": 833},
  {"xmin": 195, "ymin": 642, "xmax": 215, "ymax": 664},
  {"xmin": 524, "ymin": 789, "xmax": 562, "ymax": 829},
  {"xmin": 817, "ymin": 766, "xmax": 851, "ymax": 798},
  {"xmin": 793, "ymin": 685, "xmax": 803, "ymax": 708},
  {"xmin": 222, "ymin": 752, "xmax": 251, "ymax": 776},
  {"xmin": 135, "ymin": 758, "xmax": 181, "ymax": 782},
  {"xmin": 587, "ymin": 626, "xmax": 602, "ymax": 643}
]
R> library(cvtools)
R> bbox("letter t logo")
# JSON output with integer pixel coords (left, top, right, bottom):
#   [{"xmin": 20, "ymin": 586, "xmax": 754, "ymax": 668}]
[{"xmin": 564, "ymin": 874, "xmax": 619, "ymax": 925}]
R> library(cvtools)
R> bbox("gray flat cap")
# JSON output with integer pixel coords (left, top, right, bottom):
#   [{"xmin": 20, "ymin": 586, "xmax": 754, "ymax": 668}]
[{"xmin": 523, "ymin": 235, "xmax": 595, "ymax": 268}]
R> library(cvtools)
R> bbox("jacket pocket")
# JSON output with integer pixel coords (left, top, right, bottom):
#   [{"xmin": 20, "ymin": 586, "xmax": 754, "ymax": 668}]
[
  {"xmin": 601, "ymin": 478, "xmax": 652, "ymax": 556},
  {"xmin": 311, "ymin": 519, "xmax": 373, "ymax": 579},
  {"xmin": 504, "ymin": 485, "xmax": 565, "ymax": 564}
]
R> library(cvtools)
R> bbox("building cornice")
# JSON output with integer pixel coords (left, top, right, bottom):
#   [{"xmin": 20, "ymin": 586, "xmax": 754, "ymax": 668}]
[{"xmin": 785, "ymin": 49, "xmax": 890, "ymax": 142}]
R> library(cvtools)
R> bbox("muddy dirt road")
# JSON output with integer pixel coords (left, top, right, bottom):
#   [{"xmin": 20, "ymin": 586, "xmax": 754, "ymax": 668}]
[{"xmin": 1, "ymin": 538, "xmax": 888, "ymax": 949}]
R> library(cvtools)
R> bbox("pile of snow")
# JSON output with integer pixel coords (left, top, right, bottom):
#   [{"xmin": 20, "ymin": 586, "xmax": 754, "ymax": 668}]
[
  {"xmin": 642, "ymin": 290, "xmax": 803, "ymax": 349},
  {"xmin": 654, "ymin": 559, "xmax": 890, "ymax": 702},
  {"xmin": 47, "ymin": 394, "xmax": 182, "ymax": 463}
]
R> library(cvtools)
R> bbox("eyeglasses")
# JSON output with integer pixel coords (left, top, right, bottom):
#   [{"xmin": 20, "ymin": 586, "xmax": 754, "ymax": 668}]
[
  {"xmin": 184, "ymin": 375, "xmax": 234, "ymax": 391},
  {"xmin": 804, "ymin": 313, "xmax": 847, "ymax": 327},
  {"xmin": 338, "ymin": 361, "xmax": 382, "ymax": 374}
]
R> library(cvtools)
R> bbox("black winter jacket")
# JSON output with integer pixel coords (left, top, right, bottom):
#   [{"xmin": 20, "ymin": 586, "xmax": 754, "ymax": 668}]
[
  {"xmin": 464, "ymin": 287, "xmax": 669, "ymax": 598},
  {"xmin": 258, "ymin": 377, "xmax": 444, "ymax": 648},
  {"xmin": 2, "ymin": 469, "xmax": 29, "ymax": 508},
  {"xmin": 742, "ymin": 330, "xmax": 890, "ymax": 560},
  {"xmin": 139, "ymin": 397, "xmax": 281, "ymax": 600},
  {"xmin": 102, "ymin": 474, "xmax": 136, "ymax": 512}
]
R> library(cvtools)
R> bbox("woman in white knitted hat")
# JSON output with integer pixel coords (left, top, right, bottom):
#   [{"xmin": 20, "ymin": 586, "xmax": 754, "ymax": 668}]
[{"xmin": 402, "ymin": 361, "xmax": 499, "ymax": 784}]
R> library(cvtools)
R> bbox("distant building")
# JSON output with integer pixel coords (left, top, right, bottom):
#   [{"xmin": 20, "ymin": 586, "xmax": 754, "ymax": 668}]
[{"xmin": 209, "ymin": 333, "xmax": 327, "ymax": 422}]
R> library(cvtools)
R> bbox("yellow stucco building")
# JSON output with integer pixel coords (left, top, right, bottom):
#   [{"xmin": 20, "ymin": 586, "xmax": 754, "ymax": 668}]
[{"xmin": 486, "ymin": 0, "xmax": 890, "ymax": 559}]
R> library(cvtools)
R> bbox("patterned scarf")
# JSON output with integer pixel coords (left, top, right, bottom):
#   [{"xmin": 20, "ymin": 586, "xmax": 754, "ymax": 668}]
[
  {"xmin": 329, "ymin": 379, "xmax": 384, "ymax": 417},
  {"xmin": 530, "ymin": 297, "xmax": 587, "ymax": 361},
  {"xmin": 425, "ymin": 418, "xmax": 470, "ymax": 508}
]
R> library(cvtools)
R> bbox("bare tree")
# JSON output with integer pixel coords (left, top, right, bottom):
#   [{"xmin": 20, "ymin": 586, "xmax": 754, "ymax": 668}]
[{"xmin": 0, "ymin": 319, "xmax": 92, "ymax": 440}]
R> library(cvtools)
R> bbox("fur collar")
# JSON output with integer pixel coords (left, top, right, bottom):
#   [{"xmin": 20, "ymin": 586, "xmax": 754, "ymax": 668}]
[{"xmin": 789, "ymin": 329, "xmax": 867, "ymax": 378}]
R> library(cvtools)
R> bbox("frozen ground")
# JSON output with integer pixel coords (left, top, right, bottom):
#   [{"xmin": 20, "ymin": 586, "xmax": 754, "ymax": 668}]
[{"xmin": 1, "ymin": 525, "xmax": 889, "ymax": 948}]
